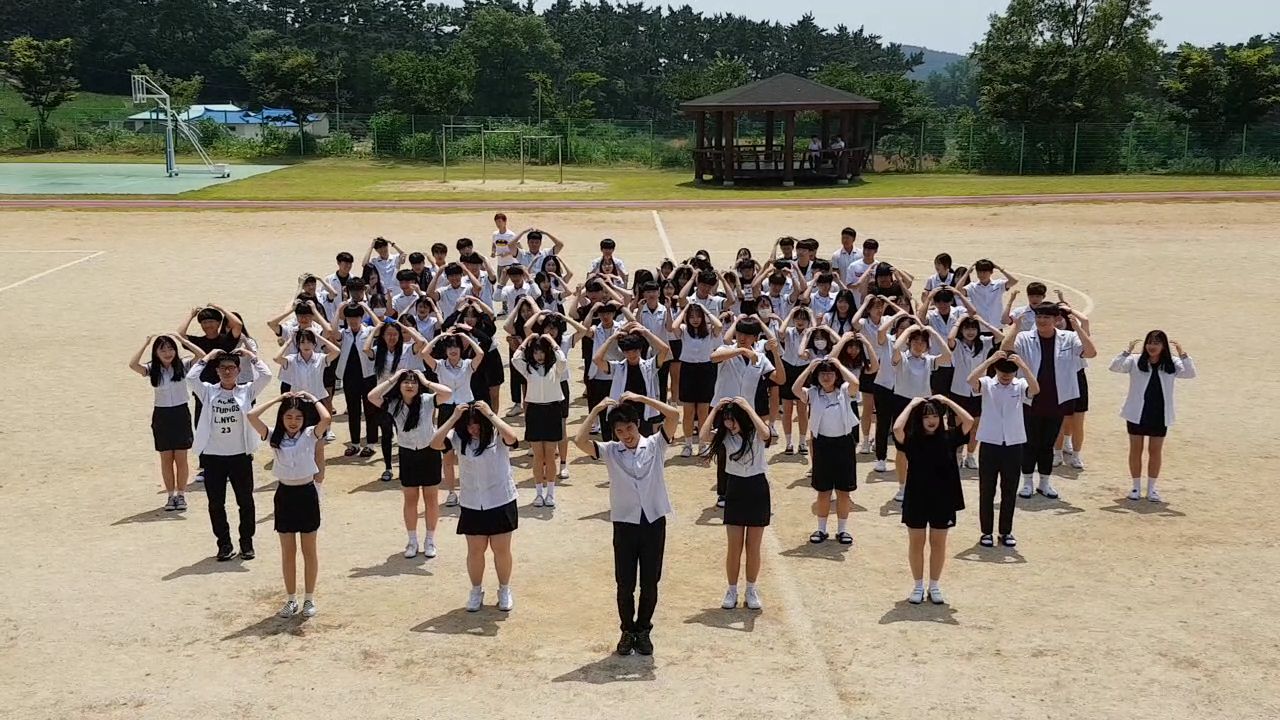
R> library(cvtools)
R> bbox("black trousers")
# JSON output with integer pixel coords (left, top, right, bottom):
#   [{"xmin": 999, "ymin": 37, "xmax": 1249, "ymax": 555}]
[
  {"xmin": 1021, "ymin": 412, "xmax": 1064, "ymax": 476},
  {"xmin": 657, "ymin": 359, "xmax": 671, "ymax": 404},
  {"xmin": 341, "ymin": 362, "xmax": 375, "ymax": 445},
  {"xmin": 978, "ymin": 442, "xmax": 1022, "ymax": 535},
  {"xmin": 930, "ymin": 366, "xmax": 955, "ymax": 397},
  {"xmin": 873, "ymin": 386, "xmax": 902, "ymax": 461},
  {"xmin": 508, "ymin": 348, "xmax": 525, "ymax": 405},
  {"xmin": 366, "ymin": 402, "xmax": 395, "ymax": 470},
  {"xmin": 613, "ymin": 514, "xmax": 666, "ymax": 632},
  {"xmin": 586, "ymin": 378, "xmax": 612, "ymax": 424},
  {"xmin": 200, "ymin": 453, "xmax": 255, "ymax": 551}
]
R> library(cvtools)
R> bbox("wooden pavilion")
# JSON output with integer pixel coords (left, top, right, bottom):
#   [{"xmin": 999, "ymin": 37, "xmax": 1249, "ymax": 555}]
[{"xmin": 680, "ymin": 73, "xmax": 880, "ymax": 187}]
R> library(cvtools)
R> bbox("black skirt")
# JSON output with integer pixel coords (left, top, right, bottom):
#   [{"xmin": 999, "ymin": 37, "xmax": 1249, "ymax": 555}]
[
  {"xmin": 811, "ymin": 432, "xmax": 857, "ymax": 492},
  {"xmin": 457, "ymin": 499, "xmax": 519, "ymax": 536},
  {"xmin": 525, "ymin": 402, "xmax": 565, "ymax": 442},
  {"xmin": 1127, "ymin": 421, "xmax": 1167, "ymax": 438},
  {"xmin": 779, "ymin": 361, "xmax": 805, "ymax": 401},
  {"xmin": 668, "ymin": 339, "xmax": 683, "ymax": 362},
  {"xmin": 274, "ymin": 482, "xmax": 321, "ymax": 533},
  {"xmin": 559, "ymin": 380, "xmax": 571, "ymax": 418},
  {"xmin": 948, "ymin": 392, "xmax": 982, "ymax": 418},
  {"xmin": 1073, "ymin": 370, "xmax": 1090, "ymax": 413},
  {"xmin": 152, "ymin": 404, "xmax": 194, "ymax": 452},
  {"xmin": 485, "ymin": 347, "xmax": 505, "ymax": 386},
  {"xmin": 724, "ymin": 472, "xmax": 771, "ymax": 527},
  {"xmin": 679, "ymin": 361, "xmax": 716, "ymax": 404},
  {"xmin": 399, "ymin": 446, "xmax": 442, "ymax": 487}
]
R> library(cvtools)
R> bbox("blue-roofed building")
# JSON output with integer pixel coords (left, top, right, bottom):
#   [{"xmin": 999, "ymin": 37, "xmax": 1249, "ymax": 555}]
[{"xmin": 126, "ymin": 104, "xmax": 329, "ymax": 137}]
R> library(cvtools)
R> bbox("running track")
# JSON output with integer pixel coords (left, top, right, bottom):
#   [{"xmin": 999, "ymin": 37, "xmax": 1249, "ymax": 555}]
[{"xmin": 2, "ymin": 189, "xmax": 1280, "ymax": 210}]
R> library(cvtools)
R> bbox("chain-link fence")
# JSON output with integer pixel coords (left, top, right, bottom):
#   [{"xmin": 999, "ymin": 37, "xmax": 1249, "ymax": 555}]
[{"xmin": 3, "ymin": 104, "xmax": 1280, "ymax": 175}]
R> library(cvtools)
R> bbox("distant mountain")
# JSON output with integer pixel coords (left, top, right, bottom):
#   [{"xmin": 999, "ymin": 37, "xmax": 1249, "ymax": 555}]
[{"xmin": 901, "ymin": 45, "xmax": 968, "ymax": 78}]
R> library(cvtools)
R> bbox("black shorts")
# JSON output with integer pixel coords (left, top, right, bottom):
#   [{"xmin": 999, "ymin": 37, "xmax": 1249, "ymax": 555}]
[
  {"xmin": 723, "ymin": 472, "xmax": 771, "ymax": 527},
  {"xmin": 679, "ymin": 361, "xmax": 716, "ymax": 404},
  {"xmin": 901, "ymin": 509, "xmax": 957, "ymax": 530},
  {"xmin": 322, "ymin": 361, "xmax": 338, "ymax": 390},
  {"xmin": 780, "ymin": 362, "xmax": 805, "ymax": 401},
  {"xmin": 1127, "ymin": 421, "xmax": 1167, "ymax": 438},
  {"xmin": 810, "ymin": 433, "xmax": 857, "ymax": 492},
  {"xmin": 947, "ymin": 392, "xmax": 982, "ymax": 418},
  {"xmin": 525, "ymin": 402, "xmax": 565, "ymax": 442},
  {"xmin": 457, "ymin": 500, "xmax": 519, "ymax": 536},
  {"xmin": 399, "ymin": 446, "xmax": 442, "ymax": 487},
  {"xmin": 274, "ymin": 482, "xmax": 321, "ymax": 534},
  {"xmin": 485, "ymin": 348, "xmax": 505, "ymax": 387},
  {"xmin": 152, "ymin": 404, "xmax": 193, "ymax": 452},
  {"xmin": 1073, "ymin": 370, "xmax": 1089, "ymax": 413}
]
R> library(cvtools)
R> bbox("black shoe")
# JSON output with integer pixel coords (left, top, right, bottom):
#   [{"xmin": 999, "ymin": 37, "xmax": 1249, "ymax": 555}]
[
  {"xmin": 633, "ymin": 629, "xmax": 654, "ymax": 656},
  {"xmin": 238, "ymin": 546, "xmax": 256, "ymax": 560},
  {"xmin": 359, "ymin": 446, "xmax": 376, "ymax": 458},
  {"xmin": 215, "ymin": 547, "xmax": 236, "ymax": 562},
  {"xmin": 380, "ymin": 470, "xmax": 393, "ymax": 482},
  {"xmin": 616, "ymin": 631, "xmax": 635, "ymax": 656}
]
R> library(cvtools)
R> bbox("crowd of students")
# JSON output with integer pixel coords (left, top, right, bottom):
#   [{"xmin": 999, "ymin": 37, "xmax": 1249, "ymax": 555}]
[{"xmin": 131, "ymin": 216, "xmax": 1196, "ymax": 653}]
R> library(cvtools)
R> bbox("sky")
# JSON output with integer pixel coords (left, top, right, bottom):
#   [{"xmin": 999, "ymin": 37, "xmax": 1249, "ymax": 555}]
[{"xmin": 498, "ymin": 1, "xmax": 1280, "ymax": 55}]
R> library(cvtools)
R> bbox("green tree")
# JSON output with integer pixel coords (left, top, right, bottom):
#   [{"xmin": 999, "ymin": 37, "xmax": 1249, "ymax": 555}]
[
  {"xmin": 373, "ymin": 49, "xmax": 476, "ymax": 116},
  {"xmin": 662, "ymin": 57, "xmax": 751, "ymax": 105},
  {"xmin": 0, "ymin": 36, "xmax": 78, "ymax": 127},
  {"xmin": 456, "ymin": 8, "xmax": 561, "ymax": 116},
  {"xmin": 243, "ymin": 46, "xmax": 331, "ymax": 128},
  {"xmin": 816, "ymin": 64, "xmax": 929, "ymax": 131},
  {"xmin": 1162, "ymin": 43, "xmax": 1280, "ymax": 169},
  {"xmin": 130, "ymin": 64, "xmax": 204, "ymax": 112},
  {"xmin": 924, "ymin": 58, "xmax": 979, "ymax": 109}
]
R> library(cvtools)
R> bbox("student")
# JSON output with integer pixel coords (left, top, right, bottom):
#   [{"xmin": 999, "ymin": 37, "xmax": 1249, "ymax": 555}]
[
  {"xmin": 246, "ymin": 392, "xmax": 330, "ymax": 619},
  {"xmin": 179, "ymin": 304, "xmax": 244, "ymax": 431},
  {"xmin": 700, "ymin": 397, "xmax": 772, "ymax": 611},
  {"xmin": 589, "ymin": 238, "xmax": 628, "ymax": 285},
  {"xmin": 273, "ymin": 329, "xmax": 340, "ymax": 427},
  {"xmin": 574, "ymin": 394, "xmax": 681, "ymax": 657},
  {"xmin": 711, "ymin": 317, "xmax": 784, "ymax": 506},
  {"xmin": 919, "ymin": 287, "xmax": 970, "ymax": 396},
  {"xmin": 946, "ymin": 315, "xmax": 1004, "ymax": 467},
  {"xmin": 526, "ymin": 310, "xmax": 585, "ymax": 481},
  {"xmin": 668, "ymin": 303, "xmax": 723, "ymax": 456},
  {"xmin": 1004, "ymin": 282, "xmax": 1047, "ymax": 333},
  {"xmin": 129, "ymin": 334, "xmax": 194, "ymax": 511},
  {"xmin": 363, "ymin": 236, "xmax": 407, "ymax": 291},
  {"xmin": 830, "ymin": 227, "xmax": 862, "ymax": 280},
  {"xmin": 922, "ymin": 253, "xmax": 964, "ymax": 295},
  {"xmin": 854, "ymin": 296, "xmax": 890, "ymax": 454},
  {"xmin": 423, "ymin": 330, "xmax": 486, "ymax": 508},
  {"xmin": 363, "ymin": 319, "xmax": 425, "ymax": 482},
  {"xmin": 428, "ymin": 263, "xmax": 476, "ymax": 315},
  {"xmin": 369, "ymin": 369, "xmax": 453, "ymax": 558},
  {"xmin": 1110, "ymin": 331, "xmax": 1196, "ymax": 502},
  {"xmin": 326, "ymin": 252, "xmax": 356, "ymax": 300},
  {"xmin": 459, "ymin": 253, "xmax": 498, "ymax": 309},
  {"xmin": 791, "ymin": 355, "xmax": 861, "ymax": 545},
  {"xmin": 186, "ymin": 348, "xmax": 272, "ymax": 561},
  {"xmin": 513, "ymin": 228, "xmax": 565, "ymax": 274},
  {"xmin": 502, "ymin": 295, "xmax": 540, "ymax": 417},
  {"xmin": 892, "ymin": 395, "xmax": 973, "ymax": 605},
  {"xmin": 1003, "ymin": 302, "xmax": 1097, "ymax": 500},
  {"xmin": 584, "ymin": 301, "xmax": 626, "ymax": 426},
  {"xmin": 807, "ymin": 273, "xmax": 839, "ymax": 316},
  {"xmin": 597, "ymin": 325, "xmax": 672, "ymax": 441},
  {"xmin": 333, "ymin": 303, "xmax": 377, "ymax": 457},
  {"xmin": 511, "ymin": 332, "xmax": 569, "ymax": 507},
  {"xmin": 889, "ymin": 324, "xmax": 952, "ymax": 502},
  {"xmin": 961, "ymin": 259, "xmax": 1018, "ymax": 327},
  {"xmin": 430, "ymin": 402, "xmax": 520, "ymax": 613},
  {"xmin": 635, "ymin": 281, "xmax": 673, "ymax": 401},
  {"xmin": 491, "ymin": 212, "xmax": 517, "ymax": 268},
  {"xmin": 1052, "ymin": 299, "xmax": 1092, "ymax": 469},
  {"xmin": 968, "ymin": 351, "xmax": 1038, "ymax": 548}
]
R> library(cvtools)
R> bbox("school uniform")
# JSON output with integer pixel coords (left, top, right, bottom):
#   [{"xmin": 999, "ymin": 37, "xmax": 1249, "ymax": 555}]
[
  {"xmin": 636, "ymin": 303, "xmax": 672, "ymax": 400},
  {"xmin": 144, "ymin": 362, "xmax": 195, "ymax": 452},
  {"xmin": 370, "ymin": 253, "xmax": 402, "ymax": 290},
  {"xmin": 607, "ymin": 357, "xmax": 661, "ymax": 440},
  {"xmin": 436, "ymin": 281, "xmax": 473, "ymax": 314},
  {"xmin": 589, "ymin": 256, "xmax": 627, "ymax": 278},
  {"xmin": 187, "ymin": 357, "xmax": 272, "ymax": 554},
  {"xmin": 890, "ymin": 352, "xmax": 939, "ymax": 451},
  {"xmin": 337, "ymin": 325, "xmax": 376, "ymax": 445},
  {"xmin": 721, "ymin": 434, "xmax": 771, "ymax": 527},
  {"xmin": 688, "ymin": 294, "xmax": 726, "ymax": 316},
  {"xmin": 806, "ymin": 383, "xmax": 858, "ymax": 492},
  {"xmin": 1110, "ymin": 353, "xmax": 1197, "ymax": 437},
  {"xmin": 808, "ymin": 291, "xmax": 836, "ymax": 316},
  {"xmin": 594, "ymin": 429, "xmax": 673, "ymax": 634},
  {"xmin": 281, "ymin": 352, "xmax": 330, "ymax": 400},
  {"xmin": 976, "ymin": 376, "xmax": 1030, "ymax": 536},
  {"xmin": 901, "ymin": 428, "xmax": 967, "ymax": 530},
  {"xmin": 185, "ymin": 331, "xmax": 239, "ymax": 423},
  {"xmin": 923, "ymin": 272, "xmax": 956, "ymax": 293},
  {"xmin": 271, "ymin": 427, "xmax": 322, "ymax": 534},
  {"xmin": 1013, "ymin": 329, "xmax": 1084, "ymax": 477},
  {"xmin": 512, "ymin": 349, "xmax": 569, "ymax": 442},
  {"xmin": 369, "ymin": 343, "xmax": 417, "ymax": 460},
  {"xmin": 925, "ymin": 308, "xmax": 965, "ymax": 394},
  {"xmin": 587, "ymin": 323, "xmax": 623, "ymax": 416},
  {"xmin": 947, "ymin": 337, "xmax": 994, "ymax": 417},
  {"xmin": 448, "ymin": 430, "xmax": 519, "ymax": 536},
  {"xmin": 434, "ymin": 357, "xmax": 476, "ymax": 425},
  {"xmin": 677, "ymin": 329, "xmax": 718, "ymax": 404},
  {"xmin": 393, "ymin": 395, "xmax": 441, "ymax": 487},
  {"xmin": 778, "ymin": 327, "xmax": 807, "ymax": 402},
  {"xmin": 830, "ymin": 246, "xmax": 863, "ymax": 280},
  {"xmin": 518, "ymin": 248, "xmax": 554, "ymax": 274}
]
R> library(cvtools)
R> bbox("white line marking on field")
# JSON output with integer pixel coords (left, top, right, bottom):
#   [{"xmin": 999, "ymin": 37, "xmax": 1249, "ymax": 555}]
[
  {"xmin": 0, "ymin": 251, "xmax": 105, "ymax": 294},
  {"xmin": 885, "ymin": 254, "xmax": 1096, "ymax": 317},
  {"xmin": 652, "ymin": 210, "xmax": 675, "ymax": 259},
  {"xmin": 0, "ymin": 249, "xmax": 99, "ymax": 253}
]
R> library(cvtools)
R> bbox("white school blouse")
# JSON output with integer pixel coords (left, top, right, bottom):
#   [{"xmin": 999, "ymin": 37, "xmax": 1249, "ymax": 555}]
[
  {"xmin": 893, "ymin": 352, "xmax": 939, "ymax": 399},
  {"xmin": 964, "ymin": 279, "xmax": 1008, "ymax": 326},
  {"xmin": 273, "ymin": 427, "xmax": 320, "ymax": 484},
  {"xmin": 807, "ymin": 383, "xmax": 857, "ymax": 437},
  {"xmin": 393, "ymin": 394, "xmax": 437, "ymax": 450},
  {"xmin": 589, "ymin": 324, "xmax": 623, "ymax": 381},
  {"xmin": 338, "ymin": 325, "xmax": 376, "ymax": 378},
  {"xmin": 781, "ymin": 327, "xmax": 807, "ymax": 366},
  {"xmin": 282, "ymin": 352, "xmax": 329, "ymax": 399},
  {"xmin": 678, "ymin": 329, "xmax": 719, "ymax": 363},
  {"xmin": 949, "ymin": 337, "xmax": 994, "ymax": 397},
  {"xmin": 637, "ymin": 303, "xmax": 672, "ymax": 343},
  {"xmin": 435, "ymin": 358, "xmax": 476, "ymax": 404},
  {"xmin": 512, "ymin": 349, "xmax": 568, "ymax": 404},
  {"xmin": 723, "ymin": 434, "xmax": 768, "ymax": 477},
  {"xmin": 975, "ymin": 377, "xmax": 1029, "ymax": 446},
  {"xmin": 689, "ymin": 294, "xmax": 726, "ymax": 315},
  {"xmin": 712, "ymin": 350, "xmax": 775, "ymax": 405},
  {"xmin": 597, "ymin": 431, "xmax": 673, "ymax": 524},
  {"xmin": 145, "ymin": 362, "xmax": 192, "ymax": 407},
  {"xmin": 1109, "ymin": 353, "xmax": 1197, "ymax": 427},
  {"xmin": 450, "ymin": 432, "xmax": 518, "ymax": 510},
  {"xmin": 926, "ymin": 308, "xmax": 965, "ymax": 356}
]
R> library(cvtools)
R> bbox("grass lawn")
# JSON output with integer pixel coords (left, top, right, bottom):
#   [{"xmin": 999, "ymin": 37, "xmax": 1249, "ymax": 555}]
[
  {"xmin": 2, "ymin": 155, "xmax": 1280, "ymax": 201},
  {"xmin": 0, "ymin": 86, "xmax": 135, "ymax": 119}
]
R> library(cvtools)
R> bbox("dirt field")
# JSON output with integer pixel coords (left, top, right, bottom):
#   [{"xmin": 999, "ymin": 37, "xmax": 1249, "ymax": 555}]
[{"xmin": 1, "ymin": 202, "xmax": 1278, "ymax": 720}]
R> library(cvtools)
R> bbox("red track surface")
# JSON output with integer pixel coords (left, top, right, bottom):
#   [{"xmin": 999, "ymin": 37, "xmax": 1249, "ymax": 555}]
[{"xmin": 2, "ymin": 189, "xmax": 1280, "ymax": 210}]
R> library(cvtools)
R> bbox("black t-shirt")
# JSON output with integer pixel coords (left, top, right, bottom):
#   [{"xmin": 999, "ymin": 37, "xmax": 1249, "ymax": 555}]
[
  {"xmin": 624, "ymin": 362, "xmax": 647, "ymax": 395},
  {"xmin": 903, "ymin": 427, "xmax": 967, "ymax": 513},
  {"xmin": 1029, "ymin": 334, "xmax": 1071, "ymax": 417},
  {"xmin": 187, "ymin": 332, "xmax": 238, "ymax": 384}
]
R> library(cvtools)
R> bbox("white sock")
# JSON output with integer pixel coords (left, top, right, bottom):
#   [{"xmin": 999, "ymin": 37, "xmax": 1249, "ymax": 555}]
[
  {"xmin": 1147, "ymin": 477, "xmax": 1159, "ymax": 493},
  {"xmin": 913, "ymin": 579, "xmax": 924, "ymax": 591},
  {"xmin": 535, "ymin": 483, "xmax": 545, "ymax": 496},
  {"xmin": 546, "ymin": 484, "xmax": 555, "ymax": 498},
  {"xmin": 499, "ymin": 584, "xmax": 510, "ymax": 593},
  {"xmin": 1132, "ymin": 477, "xmax": 1142, "ymax": 491},
  {"xmin": 425, "ymin": 531, "xmax": 435, "ymax": 542},
  {"xmin": 728, "ymin": 584, "xmax": 738, "ymax": 593},
  {"xmin": 408, "ymin": 532, "xmax": 418, "ymax": 545},
  {"xmin": 837, "ymin": 518, "xmax": 848, "ymax": 533},
  {"xmin": 784, "ymin": 433, "xmax": 792, "ymax": 444},
  {"xmin": 928, "ymin": 580, "xmax": 940, "ymax": 591},
  {"xmin": 1022, "ymin": 474, "xmax": 1034, "ymax": 486},
  {"xmin": 472, "ymin": 584, "xmax": 482, "ymax": 591},
  {"xmin": 817, "ymin": 517, "xmax": 828, "ymax": 533},
  {"xmin": 746, "ymin": 582, "xmax": 756, "ymax": 591},
  {"xmin": 287, "ymin": 594, "xmax": 297, "ymax": 603},
  {"xmin": 304, "ymin": 593, "xmax": 314, "ymax": 602}
]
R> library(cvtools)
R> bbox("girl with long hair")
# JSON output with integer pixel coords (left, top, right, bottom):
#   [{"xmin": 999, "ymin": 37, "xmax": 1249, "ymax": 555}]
[
  {"xmin": 791, "ymin": 356, "xmax": 861, "ymax": 545},
  {"xmin": 423, "ymin": 329, "xmax": 486, "ymax": 507},
  {"xmin": 1053, "ymin": 299, "xmax": 1092, "ymax": 470},
  {"xmin": 887, "ymin": 321, "xmax": 951, "ymax": 502},
  {"xmin": 511, "ymin": 332, "xmax": 569, "ymax": 507},
  {"xmin": 668, "ymin": 302, "xmax": 723, "ymax": 456},
  {"xmin": 777, "ymin": 306, "xmax": 814, "ymax": 454},
  {"xmin": 129, "ymin": 334, "xmax": 195, "ymax": 511},
  {"xmin": 1110, "ymin": 331, "xmax": 1196, "ymax": 502},
  {"xmin": 363, "ymin": 318, "xmax": 425, "ymax": 482}
]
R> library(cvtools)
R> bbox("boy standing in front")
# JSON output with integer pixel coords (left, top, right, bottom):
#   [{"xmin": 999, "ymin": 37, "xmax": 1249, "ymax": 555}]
[{"xmin": 492, "ymin": 213, "xmax": 517, "ymax": 314}]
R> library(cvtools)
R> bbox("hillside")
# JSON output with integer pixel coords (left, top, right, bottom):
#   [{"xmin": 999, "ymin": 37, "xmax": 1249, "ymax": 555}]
[{"xmin": 902, "ymin": 45, "xmax": 967, "ymax": 77}]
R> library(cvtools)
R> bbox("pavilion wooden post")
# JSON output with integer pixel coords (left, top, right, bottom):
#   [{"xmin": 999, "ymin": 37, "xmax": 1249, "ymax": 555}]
[
  {"xmin": 723, "ymin": 111, "xmax": 736, "ymax": 187},
  {"xmin": 783, "ymin": 110, "xmax": 796, "ymax": 187},
  {"xmin": 711, "ymin": 111, "xmax": 723, "ymax": 182},
  {"xmin": 820, "ymin": 110, "xmax": 831, "ymax": 165},
  {"xmin": 695, "ymin": 111, "xmax": 707, "ymax": 183},
  {"xmin": 764, "ymin": 110, "xmax": 776, "ymax": 172},
  {"xmin": 838, "ymin": 110, "xmax": 853, "ymax": 184}
]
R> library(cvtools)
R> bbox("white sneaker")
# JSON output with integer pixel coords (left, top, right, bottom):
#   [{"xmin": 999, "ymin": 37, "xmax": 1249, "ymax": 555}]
[
  {"xmin": 323, "ymin": 430, "xmax": 336, "ymax": 442},
  {"xmin": 532, "ymin": 494, "xmax": 545, "ymax": 507},
  {"xmin": 445, "ymin": 491, "xmax": 459, "ymax": 507},
  {"xmin": 404, "ymin": 541, "xmax": 419, "ymax": 559},
  {"xmin": 1147, "ymin": 488, "xmax": 1163, "ymax": 503},
  {"xmin": 1127, "ymin": 487, "xmax": 1142, "ymax": 501},
  {"xmin": 744, "ymin": 586, "xmax": 762, "ymax": 610},
  {"xmin": 927, "ymin": 586, "xmax": 946, "ymax": 605},
  {"xmin": 908, "ymin": 586, "xmax": 925, "ymax": 604},
  {"xmin": 301, "ymin": 599, "xmax": 318, "ymax": 617},
  {"xmin": 557, "ymin": 466, "xmax": 569, "ymax": 480},
  {"xmin": 1069, "ymin": 452, "xmax": 1085, "ymax": 470},
  {"xmin": 963, "ymin": 454, "xmax": 978, "ymax": 470},
  {"xmin": 505, "ymin": 406, "xmax": 523, "ymax": 418},
  {"xmin": 193, "ymin": 469, "xmax": 204, "ymax": 483},
  {"xmin": 1052, "ymin": 449, "xmax": 1064, "ymax": 467},
  {"xmin": 497, "ymin": 586, "xmax": 514, "ymax": 612},
  {"xmin": 1064, "ymin": 438, "xmax": 1076, "ymax": 455},
  {"xmin": 874, "ymin": 459, "xmax": 888, "ymax": 472},
  {"xmin": 857, "ymin": 440, "xmax": 872, "ymax": 454},
  {"xmin": 424, "ymin": 539, "xmax": 437, "ymax": 558},
  {"xmin": 1037, "ymin": 478, "xmax": 1059, "ymax": 499},
  {"xmin": 721, "ymin": 587, "xmax": 739, "ymax": 609},
  {"xmin": 278, "ymin": 600, "xmax": 299, "ymax": 618},
  {"xmin": 1018, "ymin": 475, "xmax": 1035, "ymax": 498},
  {"xmin": 466, "ymin": 587, "xmax": 485, "ymax": 612},
  {"xmin": 893, "ymin": 487, "xmax": 905, "ymax": 503},
  {"xmin": 543, "ymin": 495, "xmax": 556, "ymax": 508},
  {"xmin": 798, "ymin": 441, "xmax": 808, "ymax": 455},
  {"xmin": 681, "ymin": 444, "xmax": 693, "ymax": 458}
]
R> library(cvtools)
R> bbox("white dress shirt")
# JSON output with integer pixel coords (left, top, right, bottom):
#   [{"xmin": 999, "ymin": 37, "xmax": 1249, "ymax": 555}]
[
  {"xmin": 393, "ymin": 395, "xmax": 437, "ymax": 450},
  {"xmin": 512, "ymin": 349, "xmax": 568, "ymax": 403},
  {"xmin": 723, "ymin": 434, "xmax": 768, "ymax": 477},
  {"xmin": 451, "ymin": 432, "xmax": 518, "ymax": 510},
  {"xmin": 964, "ymin": 279, "xmax": 1008, "ymax": 326},
  {"xmin": 1012, "ymin": 330, "xmax": 1085, "ymax": 405},
  {"xmin": 435, "ymin": 357, "xmax": 476, "ymax": 403},
  {"xmin": 712, "ymin": 349, "xmax": 775, "ymax": 405},
  {"xmin": 272, "ymin": 427, "xmax": 320, "ymax": 484},
  {"xmin": 975, "ymin": 377, "xmax": 1029, "ymax": 445},
  {"xmin": 597, "ymin": 430, "xmax": 674, "ymax": 523}
]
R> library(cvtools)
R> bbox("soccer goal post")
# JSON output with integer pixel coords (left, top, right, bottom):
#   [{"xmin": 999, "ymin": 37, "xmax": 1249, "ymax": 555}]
[
  {"xmin": 480, "ymin": 129, "xmax": 523, "ymax": 184},
  {"xmin": 440, "ymin": 124, "xmax": 482, "ymax": 182},
  {"xmin": 520, "ymin": 135, "xmax": 565, "ymax": 184}
]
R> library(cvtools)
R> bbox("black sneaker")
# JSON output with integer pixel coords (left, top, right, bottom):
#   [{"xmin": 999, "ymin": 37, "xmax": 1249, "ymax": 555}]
[
  {"xmin": 215, "ymin": 547, "xmax": 236, "ymax": 562},
  {"xmin": 616, "ymin": 631, "xmax": 635, "ymax": 656},
  {"xmin": 380, "ymin": 470, "xmax": 393, "ymax": 482},
  {"xmin": 633, "ymin": 629, "xmax": 654, "ymax": 656},
  {"xmin": 359, "ymin": 446, "xmax": 375, "ymax": 458},
  {"xmin": 239, "ymin": 546, "xmax": 256, "ymax": 560}
]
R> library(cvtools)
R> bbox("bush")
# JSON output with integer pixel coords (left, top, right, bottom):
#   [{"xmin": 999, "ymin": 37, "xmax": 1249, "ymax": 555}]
[
  {"xmin": 25, "ymin": 122, "xmax": 59, "ymax": 149},
  {"xmin": 318, "ymin": 131, "xmax": 355, "ymax": 157},
  {"xmin": 399, "ymin": 132, "xmax": 437, "ymax": 160},
  {"xmin": 369, "ymin": 112, "xmax": 410, "ymax": 157}
]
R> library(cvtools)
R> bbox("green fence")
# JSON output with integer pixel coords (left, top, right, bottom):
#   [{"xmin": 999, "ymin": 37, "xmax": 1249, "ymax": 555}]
[{"xmin": 4, "ymin": 105, "xmax": 1280, "ymax": 175}]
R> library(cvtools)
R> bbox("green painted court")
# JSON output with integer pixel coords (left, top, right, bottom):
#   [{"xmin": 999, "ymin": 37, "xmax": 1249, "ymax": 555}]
[{"xmin": 0, "ymin": 162, "xmax": 286, "ymax": 195}]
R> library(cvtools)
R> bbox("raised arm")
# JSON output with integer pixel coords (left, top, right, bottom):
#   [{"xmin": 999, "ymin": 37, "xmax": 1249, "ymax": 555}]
[
  {"xmin": 790, "ymin": 359, "xmax": 819, "ymax": 401},
  {"xmin": 366, "ymin": 368, "xmax": 406, "ymax": 408},
  {"xmin": 995, "ymin": 261, "xmax": 1018, "ymax": 290},
  {"xmin": 429, "ymin": 403, "xmax": 468, "ymax": 451},
  {"xmin": 1170, "ymin": 340, "xmax": 1196, "ymax": 379},
  {"xmin": 927, "ymin": 327, "xmax": 953, "ymax": 365},
  {"xmin": 416, "ymin": 370, "xmax": 454, "ymax": 403},
  {"xmin": 931, "ymin": 393, "xmax": 974, "ymax": 434},
  {"xmin": 620, "ymin": 392, "xmax": 680, "ymax": 438},
  {"xmin": 892, "ymin": 396, "xmax": 927, "ymax": 444},
  {"xmin": 247, "ymin": 393, "xmax": 290, "ymax": 439},
  {"xmin": 698, "ymin": 399, "xmax": 728, "ymax": 444},
  {"xmin": 575, "ymin": 398, "xmax": 618, "ymax": 456},
  {"xmin": 128, "ymin": 335, "xmax": 154, "ymax": 376},
  {"xmin": 1110, "ymin": 340, "xmax": 1140, "ymax": 373}
]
